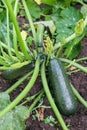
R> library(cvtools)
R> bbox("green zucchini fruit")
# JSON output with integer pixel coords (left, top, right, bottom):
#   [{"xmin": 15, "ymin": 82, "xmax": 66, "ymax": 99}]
[
  {"xmin": 2, "ymin": 62, "xmax": 34, "ymax": 80},
  {"xmin": 48, "ymin": 58, "xmax": 78, "ymax": 116}
]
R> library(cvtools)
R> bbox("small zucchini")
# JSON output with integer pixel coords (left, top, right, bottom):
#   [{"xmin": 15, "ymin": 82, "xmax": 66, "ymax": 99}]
[
  {"xmin": 48, "ymin": 58, "xmax": 78, "ymax": 116},
  {"xmin": 2, "ymin": 62, "xmax": 34, "ymax": 80}
]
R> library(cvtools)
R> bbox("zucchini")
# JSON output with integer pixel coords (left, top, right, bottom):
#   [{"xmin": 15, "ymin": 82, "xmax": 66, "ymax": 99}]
[
  {"xmin": 48, "ymin": 58, "xmax": 78, "ymax": 116},
  {"xmin": 2, "ymin": 62, "xmax": 34, "ymax": 80}
]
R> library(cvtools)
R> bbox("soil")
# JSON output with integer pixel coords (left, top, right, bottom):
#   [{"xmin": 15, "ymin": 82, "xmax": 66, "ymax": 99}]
[{"xmin": 0, "ymin": 37, "xmax": 87, "ymax": 130}]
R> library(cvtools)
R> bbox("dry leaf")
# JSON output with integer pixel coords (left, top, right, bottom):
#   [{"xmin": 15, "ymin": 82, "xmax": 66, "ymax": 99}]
[
  {"xmin": 0, "ymin": 71, "xmax": 2, "ymax": 75},
  {"xmin": 68, "ymin": 66, "xmax": 76, "ymax": 71},
  {"xmin": 38, "ymin": 108, "xmax": 45, "ymax": 121},
  {"xmin": 34, "ymin": 0, "xmax": 41, "ymax": 5},
  {"xmin": 21, "ymin": 30, "xmax": 28, "ymax": 41}
]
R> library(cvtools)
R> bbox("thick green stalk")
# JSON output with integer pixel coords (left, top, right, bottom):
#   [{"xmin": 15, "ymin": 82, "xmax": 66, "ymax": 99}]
[
  {"xmin": 41, "ymin": 62, "xmax": 69, "ymax": 130},
  {"xmin": 0, "ymin": 55, "xmax": 8, "ymax": 66},
  {"xmin": 73, "ymin": 0, "xmax": 85, "ymax": 5},
  {"xmin": 0, "ymin": 40, "xmax": 15, "ymax": 54},
  {"xmin": 13, "ymin": 0, "xmax": 22, "ymax": 59},
  {"xmin": 53, "ymin": 33, "xmax": 76, "ymax": 51},
  {"xmin": 0, "ymin": 41, "xmax": 24, "ymax": 58},
  {"xmin": 0, "ymin": 57, "xmax": 40, "ymax": 118},
  {"xmin": 56, "ymin": 43, "xmax": 64, "ymax": 57},
  {"xmin": 3, "ymin": 0, "xmax": 30, "ymax": 59},
  {"xmin": 36, "ymin": 24, "xmax": 44, "ymax": 53},
  {"xmin": 71, "ymin": 84, "xmax": 87, "ymax": 108},
  {"xmin": 84, "ymin": 15, "xmax": 87, "ymax": 27},
  {"xmin": 6, "ymin": 71, "xmax": 33, "ymax": 94},
  {"xmin": 60, "ymin": 58, "xmax": 87, "ymax": 73},
  {"xmin": 22, "ymin": 0, "xmax": 36, "ymax": 43},
  {"xmin": 7, "ymin": 8, "xmax": 12, "ymax": 57}
]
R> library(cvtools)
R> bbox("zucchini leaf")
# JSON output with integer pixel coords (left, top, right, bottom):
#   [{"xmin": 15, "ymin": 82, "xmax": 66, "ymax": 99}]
[
  {"xmin": 0, "ymin": 93, "xmax": 10, "ymax": 110},
  {"xmin": 54, "ymin": 7, "xmax": 83, "ymax": 42},
  {"xmin": 0, "ymin": 9, "xmax": 13, "ymax": 47},
  {"xmin": 20, "ymin": 0, "xmax": 41, "ymax": 20},
  {"xmin": 0, "ymin": 92, "xmax": 29, "ymax": 130},
  {"xmin": 34, "ymin": 20, "xmax": 56, "ymax": 34},
  {"xmin": 0, "ymin": 106, "xmax": 29, "ymax": 130}
]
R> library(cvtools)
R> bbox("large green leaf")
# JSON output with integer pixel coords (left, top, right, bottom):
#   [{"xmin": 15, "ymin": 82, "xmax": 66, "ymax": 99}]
[
  {"xmin": 0, "ymin": 93, "xmax": 10, "ymax": 111},
  {"xmin": 0, "ymin": 10, "xmax": 13, "ymax": 46},
  {"xmin": 0, "ymin": 21, "xmax": 13, "ymax": 46},
  {"xmin": 21, "ymin": 0, "xmax": 41, "ymax": 20},
  {"xmin": 55, "ymin": 7, "xmax": 83, "ymax": 42},
  {"xmin": 0, "ymin": 92, "xmax": 29, "ymax": 130},
  {"xmin": 0, "ymin": 106, "xmax": 29, "ymax": 130}
]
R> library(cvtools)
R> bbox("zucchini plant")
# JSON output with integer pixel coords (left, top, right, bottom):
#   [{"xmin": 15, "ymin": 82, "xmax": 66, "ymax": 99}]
[{"xmin": 0, "ymin": 0, "xmax": 87, "ymax": 130}]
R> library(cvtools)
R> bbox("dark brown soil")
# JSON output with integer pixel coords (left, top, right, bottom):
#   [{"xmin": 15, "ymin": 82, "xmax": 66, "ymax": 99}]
[{"xmin": 0, "ymin": 37, "xmax": 87, "ymax": 130}]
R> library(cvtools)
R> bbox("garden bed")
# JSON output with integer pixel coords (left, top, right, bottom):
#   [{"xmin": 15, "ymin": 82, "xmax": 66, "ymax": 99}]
[
  {"xmin": 0, "ymin": 37, "xmax": 87, "ymax": 130},
  {"xmin": 0, "ymin": 1, "xmax": 87, "ymax": 130}
]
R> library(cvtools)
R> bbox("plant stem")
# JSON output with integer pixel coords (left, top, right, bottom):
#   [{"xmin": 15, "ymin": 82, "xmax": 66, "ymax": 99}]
[
  {"xmin": 6, "ymin": 71, "xmax": 33, "ymax": 94},
  {"xmin": 7, "ymin": 8, "xmax": 12, "ymax": 57},
  {"xmin": 0, "ymin": 57, "xmax": 40, "ymax": 118},
  {"xmin": 56, "ymin": 33, "xmax": 85, "ymax": 58},
  {"xmin": 67, "ymin": 69, "xmax": 79, "ymax": 75},
  {"xmin": 36, "ymin": 24, "xmax": 44, "ymax": 53},
  {"xmin": 56, "ymin": 43, "xmax": 64, "ymax": 57},
  {"xmin": 54, "ymin": 16, "xmax": 87, "ymax": 51},
  {"xmin": 66, "ymin": 34, "xmax": 85, "ymax": 58},
  {"xmin": 41, "ymin": 62, "xmax": 69, "ymax": 130},
  {"xmin": 64, "ymin": 33, "xmax": 76, "ymax": 44},
  {"xmin": 0, "ymin": 41, "xmax": 23, "ymax": 57},
  {"xmin": 71, "ymin": 84, "xmax": 87, "ymax": 108},
  {"xmin": 84, "ymin": 15, "xmax": 87, "ymax": 28},
  {"xmin": 3, "ymin": 0, "xmax": 30, "ymax": 59},
  {"xmin": 28, "ymin": 90, "xmax": 44, "ymax": 114},
  {"xmin": 13, "ymin": 0, "xmax": 22, "ymax": 60},
  {"xmin": 21, "ymin": 91, "xmax": 41, "ymax": 105},
  {"xmin": 75, "ymin": 0, "xmax": 85, "ymax": 5},
  {"xmin": 22, "ymin": 0, "xmax": 37, "ymax": 44},
  {"xmin": 60, "ymin": 58, "xmax": 87, "ymax": 73},
  {"xmin": 76, "ymin": 57, "xmax": 87, "ymax": 62},
  {"xmin": 54, "ymin": 33, "xmax": 76, "ymax": 51}
]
